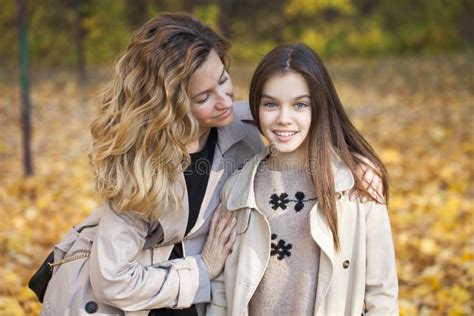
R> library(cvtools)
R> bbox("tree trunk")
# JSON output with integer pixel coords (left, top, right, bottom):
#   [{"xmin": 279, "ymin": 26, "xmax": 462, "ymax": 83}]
[
  {"xmin": 17, "ymin": 0, "xmax": 33, "ymax": 176},
  {"xmin": 72, "ymin": 0, "xmax": 87, "ymax": 83}
]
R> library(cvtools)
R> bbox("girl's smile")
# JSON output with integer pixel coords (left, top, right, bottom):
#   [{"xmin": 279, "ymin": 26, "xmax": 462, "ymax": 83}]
[{"xmin": 272, "ymin": 130, "xmax": 299, "ymax": 142}]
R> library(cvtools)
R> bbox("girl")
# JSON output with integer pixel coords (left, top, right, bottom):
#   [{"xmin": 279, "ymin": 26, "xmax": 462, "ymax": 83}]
[
  {"xmin": 208, "ymin": 44, "xmax": 398, "ymax": 315},
  {"xmin": 38, "ymin": 13, "xmax": 383, "ymax": 316}
]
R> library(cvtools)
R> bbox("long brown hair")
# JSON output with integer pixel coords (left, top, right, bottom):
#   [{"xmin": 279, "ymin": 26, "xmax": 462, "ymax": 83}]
[
  {"xmin": 249, "ymin": 43, "xmax": 389, "ymax": 250},
  {"xmin": 90, "ymin": 13, "xmax": 230, "ymax": 220}
]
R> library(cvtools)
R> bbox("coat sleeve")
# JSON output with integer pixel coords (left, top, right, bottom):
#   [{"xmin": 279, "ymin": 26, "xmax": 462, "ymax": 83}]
[
  {"xmin": 206, "ymin": 272, "xmax": 227, "ymax": 315},
  {"xmin": 89, "ymin": 207, "xmax": 211, "ymax": 311},
  {"xmin": 364, "ymin": 201, "xmax": 399, "ymax": 315}
]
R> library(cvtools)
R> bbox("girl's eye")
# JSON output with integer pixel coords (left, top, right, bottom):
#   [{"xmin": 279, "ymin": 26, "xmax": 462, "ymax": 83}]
[
  {"xmin": 262, "ymin": 102, "xmax": 278, "ymax": 109},
  {"xmin": 295, "ymin": 102, "xmax": 308, "ymax": 110},
  {"xmin": 196, "ymin": 93, "xmax": 210, "ymax": 104}
]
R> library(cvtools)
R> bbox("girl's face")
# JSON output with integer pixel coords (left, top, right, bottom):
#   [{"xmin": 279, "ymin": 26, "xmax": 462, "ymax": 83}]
[
  {"xmin": 188, "ymin": 50, "xmax": 234, "ymax": 128},
  {"xmin": 258, "ymin": 71, "xmax": 312, "ymax": 160}
]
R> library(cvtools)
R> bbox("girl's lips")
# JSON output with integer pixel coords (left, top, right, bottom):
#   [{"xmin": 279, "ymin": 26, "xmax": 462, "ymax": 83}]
[{"xmin": 273, "ymin": 131, "xmax": 298, "ymax": 142}]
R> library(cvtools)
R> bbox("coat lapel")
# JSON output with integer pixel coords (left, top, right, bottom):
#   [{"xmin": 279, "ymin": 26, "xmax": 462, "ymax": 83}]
[
  {"xmin": 157, "ymin": 172, "xmax": 189, "ymax": 244},
  {"xmin": 311, "ymin": 204, "xmax": 335, "ymax": 313}
]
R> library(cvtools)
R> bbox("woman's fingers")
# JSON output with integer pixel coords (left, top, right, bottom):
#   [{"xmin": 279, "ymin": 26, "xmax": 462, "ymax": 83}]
[
  {"xmin": 223, "ymin": 230, "xmax": 237, "ymax": 254},
  {"xmin": 208, "ymin": 205, "xmax": 221, "ymax": 239},
  {"xmin": 201, "ymin": 208, "xmax": 238, "ymax": 280},
  {"xmin": 215, "ymin": 210, "xmax": 233, "ymax": 239},
  {"xmin": 219, "ymin": 216, "xmax": 237, "ymax": 244},
  {"xmin": 372, "ymin": 177, "xmax": 384, "ymax": 203},
  {"xmin": 364, "ymin": 168, "xmax": 385, "ymax": 203},
  {"xmin": 356, "ymin": 162, "xmax": 385, "ymax": 203}
]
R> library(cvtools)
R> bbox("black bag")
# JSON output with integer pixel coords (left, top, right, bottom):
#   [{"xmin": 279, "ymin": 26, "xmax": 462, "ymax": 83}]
[{"xmin": 28, "ymin": 251, "xmax": 54, "ymax": 303}]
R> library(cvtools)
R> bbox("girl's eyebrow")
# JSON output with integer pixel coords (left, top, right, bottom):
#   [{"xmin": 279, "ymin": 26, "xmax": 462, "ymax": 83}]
[
  {"xmin": 261, "ymin": 94, "xmax": 275, "ymax": 100},
  {"xmin": 261, "ymin": 94, "xmax": 310, "ymax": 100},
  {"xmin": 294, "ymin": 95, "xmax": 311, "ymax": 100},
  {"xmin": 191, "ymin": 66, "xmax": 226, "ymax": 99}
]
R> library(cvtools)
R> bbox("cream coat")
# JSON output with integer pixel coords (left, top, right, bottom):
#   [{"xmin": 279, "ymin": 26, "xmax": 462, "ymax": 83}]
[
  {"xmin": 40, "ymin": 102, "xmax": 264, "ymax": 316},
  {"xmin": 207, "ymin": 148, "xmax": 399, "ymax": 316}
]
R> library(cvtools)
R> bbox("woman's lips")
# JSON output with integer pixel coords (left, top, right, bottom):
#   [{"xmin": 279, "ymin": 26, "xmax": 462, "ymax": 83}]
[{"xmin": 215, "ymin": 108, "xmax": 232, "ymax": 119}]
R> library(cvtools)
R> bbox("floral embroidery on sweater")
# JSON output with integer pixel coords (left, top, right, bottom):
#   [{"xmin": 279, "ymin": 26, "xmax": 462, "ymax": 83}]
[
  {"xmin": 269, "ymin": 191, "xmax": 317, "ymax": 212},
  {"xmin": 271, "ymin": 233, "xmax": 292, "ymax": 260}
]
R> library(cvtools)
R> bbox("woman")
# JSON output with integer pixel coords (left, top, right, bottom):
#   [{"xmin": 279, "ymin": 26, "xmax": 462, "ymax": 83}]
[
  {"xmin": 208, "ymin": 44, "xmax": 398, "ymax": 315},
  {"xmin": 39, "ymin": 13, "xmax": 382, "ymax": 316}
]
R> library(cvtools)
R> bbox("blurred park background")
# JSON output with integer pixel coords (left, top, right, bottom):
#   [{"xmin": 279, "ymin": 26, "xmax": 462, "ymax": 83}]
[{"xmin": 0, "ymin": 0, "xmax": 473, "ymax": 315}]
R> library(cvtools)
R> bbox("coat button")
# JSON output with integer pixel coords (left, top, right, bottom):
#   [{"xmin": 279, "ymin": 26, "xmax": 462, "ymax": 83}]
[
  {"xmin": 343, "ymin": 260, "xmax": 350, "ymax": 269},
  {"xmin": 85, "ymin": 301, "xmax": 98, "ymax": 314},
  {"xmin": 335, "ymin": 192, "xmax": 342, "ymax": 200}
]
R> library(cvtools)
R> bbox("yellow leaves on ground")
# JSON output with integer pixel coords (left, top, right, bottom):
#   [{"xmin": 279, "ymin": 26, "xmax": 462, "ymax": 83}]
[
  {"xmin": 0, "ymin": 75, "xmax": 100, "ymax": 315},
  {"xmin": 0, "ymin": 53, "xmax": 472, "ymax": 315},
  {"xmin": 335, "ymin": 54, "xmax": 473, "ymax": 316}
]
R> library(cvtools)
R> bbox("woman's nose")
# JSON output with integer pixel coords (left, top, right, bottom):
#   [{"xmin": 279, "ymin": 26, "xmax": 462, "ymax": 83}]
[{"xmin": 216, "ymin": 89, "xmax": 233, "ymax": 109}]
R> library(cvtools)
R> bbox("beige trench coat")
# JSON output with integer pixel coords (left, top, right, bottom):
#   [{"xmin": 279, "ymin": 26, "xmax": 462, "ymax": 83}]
[
  {"xmin": 40, "ymin": 102, "xmax": 264, "ymax": 316},
  {"xmin": 207, "ymin": 148, "xmax": 399, "ymax": 316}
]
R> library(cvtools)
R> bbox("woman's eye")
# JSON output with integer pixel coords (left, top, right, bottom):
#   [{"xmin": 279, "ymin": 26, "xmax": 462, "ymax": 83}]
[
  {"xmin": 219, "ymin": 75, "xmax": 229, "ymax": 85},
  {"xmin": 196, "ymin": 93, "xmax": 210, "ymax": 104},
  {"xmin": 295, "ymin": 102, "xmax": 308, "ymax": 110}
]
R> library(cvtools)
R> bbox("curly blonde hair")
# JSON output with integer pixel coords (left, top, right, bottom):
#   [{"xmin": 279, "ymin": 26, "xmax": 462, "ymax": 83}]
[{"xmin": 90, "ymin": 13, "xmax": 230, "ymax": 220}]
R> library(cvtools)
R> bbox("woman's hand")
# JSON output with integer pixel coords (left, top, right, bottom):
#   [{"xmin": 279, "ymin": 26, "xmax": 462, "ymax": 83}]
[
  {"xmin": 201, "ymin": 205, "xmax": 237, "ymax": 280},
  {"xmin": 350, "ymin": 156, "xmax": 384, "ymax": 203}
]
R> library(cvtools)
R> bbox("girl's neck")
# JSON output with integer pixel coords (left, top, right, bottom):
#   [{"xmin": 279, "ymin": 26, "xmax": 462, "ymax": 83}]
[
  {"xmin": 266, "ymin": 144, "xmax": 308, "ymax": 172},
  {"xmin": 186, "ymin": 127, "xmax": 211, "ymax": 153}
]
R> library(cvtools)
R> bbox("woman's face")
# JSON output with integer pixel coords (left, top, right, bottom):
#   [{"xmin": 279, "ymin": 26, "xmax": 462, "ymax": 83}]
[
  {"xmin": 258, "ymin": 71, "xmax": 312, "ymax": 158},
  {"xmin": 188, "ymin": 49, "xmax": 234, "ymax": 128}
]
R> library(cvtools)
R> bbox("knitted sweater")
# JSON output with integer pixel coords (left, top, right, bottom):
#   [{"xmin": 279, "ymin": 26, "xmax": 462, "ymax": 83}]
[{"xmin": 249, "ymin": 161, "xmax": 321, "ymax": 316}]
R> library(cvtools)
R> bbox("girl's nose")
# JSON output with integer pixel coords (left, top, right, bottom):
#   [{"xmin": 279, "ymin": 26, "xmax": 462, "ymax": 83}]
[{"xmin": 276, "ymin": 107, "xmax": 292, "ymax": 125}]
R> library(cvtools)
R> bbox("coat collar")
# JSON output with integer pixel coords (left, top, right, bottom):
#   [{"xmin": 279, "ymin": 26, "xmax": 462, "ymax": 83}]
[
  {"xmin": 215, "ymin": 111, "xmax": 248, "ymax": 155},
  {"xmin": 224, "ymin": 146, "xmax": 355, "ymax": 212}
]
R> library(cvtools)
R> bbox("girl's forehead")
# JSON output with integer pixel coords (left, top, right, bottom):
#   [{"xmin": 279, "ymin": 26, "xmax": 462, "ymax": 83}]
[{"xmin": 262, "ymin": 72, "xmax": 309, "ymax": 98}]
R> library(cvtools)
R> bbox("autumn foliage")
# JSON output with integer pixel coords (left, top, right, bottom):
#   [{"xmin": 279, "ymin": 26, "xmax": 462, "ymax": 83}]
[{"xmin": 0, "ymin": 53, "xmax": 472, "ymax": 315}]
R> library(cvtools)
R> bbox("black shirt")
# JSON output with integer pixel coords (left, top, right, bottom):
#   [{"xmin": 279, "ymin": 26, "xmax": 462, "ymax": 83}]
[
  {"xmin": 183, "ymin": 127, "xmax": 217, "ymax": 235},
  {"xmin": 149, "ymin": 128, "xmax": 217, "ymax": 316}
]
